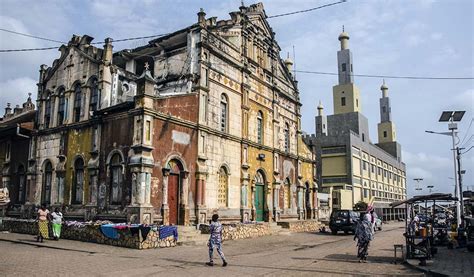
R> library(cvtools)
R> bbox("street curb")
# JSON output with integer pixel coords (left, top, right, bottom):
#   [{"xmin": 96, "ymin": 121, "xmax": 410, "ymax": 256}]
[{"xmin": 403, "ymin": 260, "xmax": 449, "ymax": 277}]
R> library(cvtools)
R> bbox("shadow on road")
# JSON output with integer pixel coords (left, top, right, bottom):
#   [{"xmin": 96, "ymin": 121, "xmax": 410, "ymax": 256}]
[
  {"xmin": 159, "ymin": 257, "xmax": 414, "ymax": 276},
  {"xmin": 323, "ymin": 253, "xmax": 394, "ymax": 264},
  {"xmin": 0, "ymin": 238, "xmax": 97, "ymax": 254}
]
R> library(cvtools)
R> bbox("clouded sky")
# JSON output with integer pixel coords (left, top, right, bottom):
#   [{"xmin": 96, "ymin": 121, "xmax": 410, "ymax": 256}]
[{"xmin": 1, "ymin": 0, "xmax": 473, "ymax": 197}]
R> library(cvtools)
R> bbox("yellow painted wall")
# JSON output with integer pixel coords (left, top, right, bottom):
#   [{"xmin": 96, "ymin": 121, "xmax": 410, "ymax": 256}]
[
  {"xmin": 340, "ymin": 189, "xmax": 353, "ymax": 210},
  {"xmin": 378, "ymin": 121, "xmax": 397, "ymax": 143},
  {"xmin": 352, "ymin": 156, "xmax": 360, "ymax": 177},
  {"xmin": 333, "ymin": 83, "xmax": 361, "ymax": 114},
  {"xmin": 322, "ymin": 155, "xmax": 346, "ymax": 176},
  {"xmin": 65, "ymin": 128, "xmax": 92, "ymax": 204}
]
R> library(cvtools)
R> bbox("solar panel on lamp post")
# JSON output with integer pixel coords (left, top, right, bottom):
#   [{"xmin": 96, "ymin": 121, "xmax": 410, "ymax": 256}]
[{"xmin": 426, "ymin": 110, "xmax": 465, "ymax": 227}]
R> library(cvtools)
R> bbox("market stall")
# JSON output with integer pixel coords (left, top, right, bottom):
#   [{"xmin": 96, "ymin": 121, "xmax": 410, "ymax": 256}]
[{"xmin": 390, "ymin": 193, "xmax": 458, "ymax": 265}]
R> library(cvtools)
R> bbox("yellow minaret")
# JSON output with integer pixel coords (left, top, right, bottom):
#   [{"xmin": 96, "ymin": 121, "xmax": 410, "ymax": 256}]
[
  {"xmin": 333, "ymin": 27, "xmax": 361, "ymax": 114},
  {"xmin": 377, "ymin": 80, "xmax": 397, "ymax": 143}
]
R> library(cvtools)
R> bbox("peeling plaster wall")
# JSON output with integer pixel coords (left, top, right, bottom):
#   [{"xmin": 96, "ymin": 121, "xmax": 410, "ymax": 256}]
[
  {"xmin": 65, "ymin": 128, "xmax": 92, "ymax": 205},
  {"xmin": 35, "ymin": 133, "xmax": 61, "ymax": 204}
]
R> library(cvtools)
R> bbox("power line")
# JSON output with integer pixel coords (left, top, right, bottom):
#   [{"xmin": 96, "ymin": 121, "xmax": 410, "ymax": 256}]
[
  {"xmin": 0, "ymin": 32, "xmax": 171, "ymax": 52},
  {"xmin": 294, "ymin": 70, "xmax": 474, "ymax": 80},
  {"xmin": 267, "ymin": 0, "xmax": 346, "ymax": 19},
  {"xmin": 459, "ymin": 118, "xmax": 474, "ymax": 146},
  {"xmin": 0, "ymin": 28, "xmax": 66, "ymax": 44},
  {"xmin": 0, "ymin": 46, "xmax": 59, "ymax": 52},
  {"xmin": 461, "ymin": 146, "xmax": 474, "ymax": 155}
]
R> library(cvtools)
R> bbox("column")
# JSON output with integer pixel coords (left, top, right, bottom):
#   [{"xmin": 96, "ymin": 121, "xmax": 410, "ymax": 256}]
[
  {"xmin": 162, "ymin": 168, "xmax": 170, "ymax": 225},
  {"xmin": 180, "ymin": 171, "xmax": 190, "ymax": 225}
]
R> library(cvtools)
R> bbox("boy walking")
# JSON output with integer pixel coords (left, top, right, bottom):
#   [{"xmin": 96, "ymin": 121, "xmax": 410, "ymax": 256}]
[{"xmin": 206, "ymin": 214, "xmax": 227, "ymax": 267}]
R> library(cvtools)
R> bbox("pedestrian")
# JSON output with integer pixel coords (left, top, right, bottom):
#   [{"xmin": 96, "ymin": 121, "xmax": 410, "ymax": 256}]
[
  {"xmin": 354, "ymin": 212, "xmax": 373, "ymax": 263},
  {"xmin": 51, "ymin": 208, "xmax": 63, "ymax": 240},
  {"xmin": 36, "ymin": 205, "xmax": 50, "ymax": 242},
  {"xmin": 205, "ymin": 214, "xmax": 227, "ymax": 267}
]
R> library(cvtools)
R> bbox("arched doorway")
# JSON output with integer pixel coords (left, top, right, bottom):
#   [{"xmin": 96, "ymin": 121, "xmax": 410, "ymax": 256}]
[
  {"xmin": 42, "ymin": 161, "xmax": 52, "ymax": 205},
  {"xmin": 168, "ymin": 159, "xmax": 183, "ymax": 225},
  {"xmin": 254, "ymin": 170, "xmax": 266, "ymax": 222}
]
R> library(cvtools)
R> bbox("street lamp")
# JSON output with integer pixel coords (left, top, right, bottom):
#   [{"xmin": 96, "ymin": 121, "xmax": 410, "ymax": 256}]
[
  {"xmin": 427, "ymin": 185, "xmax": 435, "ymax": 194},
  {"xmin": 413, "ymin": 178, "xmax": 423, "ymax": 195},
  {"xmin": 426, "ymin": 110, "xmax": 465, "ymax": 227}
]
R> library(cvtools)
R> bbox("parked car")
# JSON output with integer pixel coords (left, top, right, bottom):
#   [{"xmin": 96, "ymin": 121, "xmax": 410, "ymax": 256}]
[{"xmin": 329, "ymin": 210, "xmax": 360, "ymax": 235}]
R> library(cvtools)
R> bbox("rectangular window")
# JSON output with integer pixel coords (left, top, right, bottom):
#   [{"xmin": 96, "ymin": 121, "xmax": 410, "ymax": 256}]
[
  {"xmin": 363, "ymin": 161, "xmax": 367, "ymax": 171},
  {"xmin": 341, "ymin": 63, "xmax": 346, "ymax": 72},
  {"xmin": 203, "ymin": 68, "xmax": 208, "ymax": 87},
  {"xmin": 384, "ymin": 131, "xmax": 387, "ymax": 137},
  {"xmin": 341, "ymin": 97, "xmax": 346, "ymax": 106},
  {"xmin": 371, "ymin": 164, "xmax": 375, "ymax": 174},
  {"xmin": 220, "ymin": 102, "xmax": 227, "ymax": 132},
  {"xmin": 364, "ymin": 189, "xmax": 368, "ymax": 198},
  {"xmin": 382, "ymin": 106, "xmax": 386, "ymax": 113}
]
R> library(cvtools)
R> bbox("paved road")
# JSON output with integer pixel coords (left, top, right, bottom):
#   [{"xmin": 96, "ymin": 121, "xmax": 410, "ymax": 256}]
[{"xmin": 0, "ymin": 222, "xmax": 423, "ymax": 276}]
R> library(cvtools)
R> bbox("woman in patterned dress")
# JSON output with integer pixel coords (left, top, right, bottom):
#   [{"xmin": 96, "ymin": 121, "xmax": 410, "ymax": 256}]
[
  {"xmin": 36, "ymin": 205, "xmax": 50, "ymax": 242},
  {"xmin": 354, "ymin": 212, "xmax": 373, "ymax": 262}
]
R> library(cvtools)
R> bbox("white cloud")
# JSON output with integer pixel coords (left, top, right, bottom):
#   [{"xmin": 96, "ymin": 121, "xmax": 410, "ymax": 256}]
[
  {"xmin": 430, "ymin": 32, "xmax": 443, "ymax": 40},
  {"xmin": 0, "ymin": 77, "xmax": 37, "ymax": 112}
]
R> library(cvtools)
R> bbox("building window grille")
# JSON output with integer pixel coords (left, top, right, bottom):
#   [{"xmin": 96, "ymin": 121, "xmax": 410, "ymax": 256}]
[
  {"xmin": 220, "ymin": 94, "xmax": 228, "ymax": 132},
  {"xmin": 72, "ymin": 158, "xmax": 84, "ymax": 204},
  {"xmin": 57, "ymin": 88, "xmax": 66, "ymax": 125},
  {"xmin": 257, "ymin": 111, "xmax": 263, "ymax": 144},
  {"xmin": 90, "ymin": 79, "xmax": 99, "ymax": 112},
  {"xmin": 42, "ymin": 161, "xmax": 52, "ymax": 205},
  {"xmin": 44, "ymin": 96, "xmax": 51, "ymax": 128},
  {"xmin": 218, "ymin": 167, "xmax": 228, "ymax": 208},
  {"xmin": 383, "ymin": 131, "xmax": 387, "ymax": 138},
  {"xmin": 74, "ymin": 84, "xmax": 82, "ymax": 122},
  {"xmin": 284, "ymin": 123, "xmax": 290, "ymax": 152}
]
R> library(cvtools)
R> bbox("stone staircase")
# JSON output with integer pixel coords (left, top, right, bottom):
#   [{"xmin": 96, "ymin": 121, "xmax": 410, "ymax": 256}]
[
  {"xmin": 176, "ymin": 225, "xmax": 209, "ymax": 246},
  {"xmin": 269, "ymin": 222, "xmax": 291, "ymax": 236}
]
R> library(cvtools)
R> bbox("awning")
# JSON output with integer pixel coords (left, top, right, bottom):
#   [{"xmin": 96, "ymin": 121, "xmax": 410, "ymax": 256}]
[{"xmin": 390, "ymin": 193, "xmax": 457, "ymax": 207}]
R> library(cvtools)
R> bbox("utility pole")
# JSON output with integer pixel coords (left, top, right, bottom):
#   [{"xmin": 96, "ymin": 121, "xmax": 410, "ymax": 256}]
[{"xmin": 456, "ymin": 147, "xmax": 465, "ymax": 217}]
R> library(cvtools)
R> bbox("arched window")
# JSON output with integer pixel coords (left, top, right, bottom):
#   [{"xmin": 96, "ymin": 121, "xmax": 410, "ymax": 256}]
[
  {"xmin": 284, "ymin": 178, "xmax": 291, "ymax": 209},
  {"xmin": 72, "ymin": 158, "xmax": 84, "ymax": 204},
  {"xmin": 17, "ymin": 165, "xmax": 26, "ymax": 204},
  {"xmin": 44, "ymin": 94, "xmax": 52, "ymax": 128},
  {"xmin": 57, "ymin": 88, "xmax": 66, "ymax": 125},
  {"xmin": 257, "ymin": 111, "xmax": 263, "ymax": 144},
  {"xmin": 110, "ymin": 153, "xmax": 123, "ymax": 204},
  {"xmin": 42, "ymin": 161, "xmax": 52, "ymax": 205},
  {"xmin": 220, "ymin": 94, "xmax": 228, "ymax": 132},
  {"xmin": 73, "ymin": 83, "xmax": 82, "ymax": 122},
  {"xmin": 89, "ymin": 78, "xmax": 99, "ymax": 112},
  {"xmin": 218, "ymin": 167, "xmax": 228, "ymax": 208},
  {"xmin": 284, "ymin": 123, "xmax": 290, "ymax": 152}
]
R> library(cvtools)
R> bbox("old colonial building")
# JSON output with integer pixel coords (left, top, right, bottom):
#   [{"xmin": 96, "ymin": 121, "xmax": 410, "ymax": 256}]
[
  {"xmin": 0, "ymin": 96, "xmax": 36, "ymax": 216},
  {"xmin": 305, "ymin": 30, "xmax": 407, "ymax": 220},
  {"xmin": 4, "ymin": 3, "xmax": 317, "ymax": 225}
]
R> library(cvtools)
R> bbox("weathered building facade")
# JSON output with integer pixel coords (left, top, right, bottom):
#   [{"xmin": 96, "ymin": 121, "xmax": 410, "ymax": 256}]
[
  {"xmin": 0, "ymin": 96, "xmax": 36, "ymax": 216},
  {"xmin": 3, "ymin": 3, "xmax": 317, "ymax": 225},
  {"xmin": 305, "ymin": 31, "xmax": 406, "ymax": 220}
]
